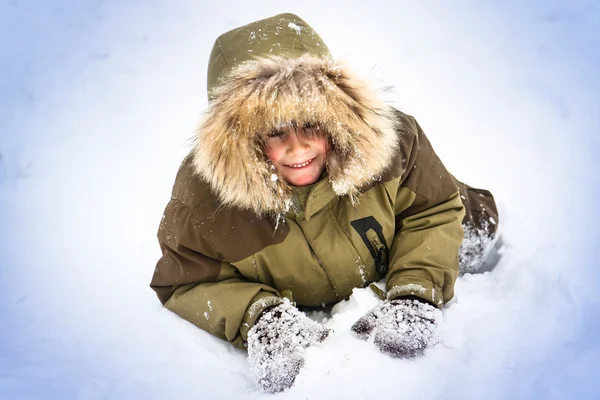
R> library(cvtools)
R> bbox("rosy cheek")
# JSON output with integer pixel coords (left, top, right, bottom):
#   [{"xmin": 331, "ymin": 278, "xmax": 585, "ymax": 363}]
[
  {"xmin": 320, "ymin": 139, "xmax": 330, "ymax": 157},
  {"xmin": 263, "ymin": 146, "xmax": 278, "ymax": 162}
]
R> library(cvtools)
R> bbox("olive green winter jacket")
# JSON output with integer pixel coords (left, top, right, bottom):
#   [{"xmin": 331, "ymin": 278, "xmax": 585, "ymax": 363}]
[{"xmin": 150, "ymin": 13, "xmax": 498, "ymax": 349}]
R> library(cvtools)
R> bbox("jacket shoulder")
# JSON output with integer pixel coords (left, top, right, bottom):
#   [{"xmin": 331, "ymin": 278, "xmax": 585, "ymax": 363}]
[
  {"xmin": 170, "ymin": 153, "xmax": 213, "ymax": 209},
  {"xmin": 167, "ymin": 153, "xmax": 289, "ymax": 263},
  {"xmin": 377, "ymin": 109, "xmax": 419, "ymax": 184}
]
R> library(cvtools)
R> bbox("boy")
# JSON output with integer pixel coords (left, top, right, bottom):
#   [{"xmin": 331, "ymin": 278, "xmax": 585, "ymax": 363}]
[{"xmin": 150, "ymin": 13, "xmax": 499, "ymax": 392}]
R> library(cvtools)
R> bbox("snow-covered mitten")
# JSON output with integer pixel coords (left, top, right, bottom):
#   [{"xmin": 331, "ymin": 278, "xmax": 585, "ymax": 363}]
[
  {"xmin": 351, "ymin": 298, "xmax": 441, "ymax": 358},
  {"xmin": 247, "ymin": 300, "xmax": 331, "ymax": 393}
]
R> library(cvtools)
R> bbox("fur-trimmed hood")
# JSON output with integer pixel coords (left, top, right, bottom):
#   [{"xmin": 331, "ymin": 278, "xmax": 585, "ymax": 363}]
[{"xmin": 193, "ymin": 13, "xmax": 400, "ymax": 216}]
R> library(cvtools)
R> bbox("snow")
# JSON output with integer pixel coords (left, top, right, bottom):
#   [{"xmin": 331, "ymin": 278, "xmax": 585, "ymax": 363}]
[
  {"xmin": 388, "ymin": 283, "xmax": 427, "ymax": 297},
  {"xmin": 1, "ymin": 1, "xmax": 600, "ymax": 399},
  {"xmin": 287, "ymin": 22, "xmax": 303, "ymax": 33}
]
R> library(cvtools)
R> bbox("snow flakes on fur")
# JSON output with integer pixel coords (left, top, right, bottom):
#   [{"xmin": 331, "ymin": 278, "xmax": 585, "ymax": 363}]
[{"xmin": 192, "ymin": 55, "xmax": 400, "ymax": 215}]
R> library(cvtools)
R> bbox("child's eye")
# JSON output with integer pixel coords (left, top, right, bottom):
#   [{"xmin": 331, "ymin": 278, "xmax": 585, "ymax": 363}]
[
  {"xmin": 268, "ymin": 129, "xmax": 285, "ymax": 138},
  {"xmin": 303, "ymin": 122, "xmax": 318, "ymax": 131}
]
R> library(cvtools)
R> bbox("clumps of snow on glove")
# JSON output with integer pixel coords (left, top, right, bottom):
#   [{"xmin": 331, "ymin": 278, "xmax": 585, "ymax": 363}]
[
  {"xmin": 351, "ymin": 298, "xmax": 441, "ymax": 358},
  {"xmin": 247, "ymin": 299, "xmax": 331, "ymax": 393}
]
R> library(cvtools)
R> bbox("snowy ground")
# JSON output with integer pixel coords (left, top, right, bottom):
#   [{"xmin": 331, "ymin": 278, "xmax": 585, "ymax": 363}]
[{"xmin": 1, "ymin": 1, "xmax": 599, "ymax": 399}]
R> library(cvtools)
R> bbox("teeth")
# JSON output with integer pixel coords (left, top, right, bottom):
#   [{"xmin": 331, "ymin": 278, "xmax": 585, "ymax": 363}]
[{"xmin": 288, "ymin": 159, "xmax": 313, "ymax": 168}]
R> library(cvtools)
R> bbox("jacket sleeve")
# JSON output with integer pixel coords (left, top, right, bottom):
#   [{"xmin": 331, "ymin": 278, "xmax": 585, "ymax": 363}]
[
  {"xmin": 150, "ymin": 198, "xmax": 282, "ymax": 349},
  {"xmin": 385, "ymin": 116, "xmax": 465, "ymax": 307}
]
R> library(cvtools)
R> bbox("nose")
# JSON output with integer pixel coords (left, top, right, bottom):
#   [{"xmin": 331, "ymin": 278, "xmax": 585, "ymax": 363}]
[{"xmin": 285, "ymin": 133, "xmax": 309, "ymax": 156}]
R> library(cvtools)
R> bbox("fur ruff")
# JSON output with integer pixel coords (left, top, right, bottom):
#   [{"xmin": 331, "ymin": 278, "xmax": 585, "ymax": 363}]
[{"xmin": 192, "ymin": 55, "xmax": 400, "ymax": 216}]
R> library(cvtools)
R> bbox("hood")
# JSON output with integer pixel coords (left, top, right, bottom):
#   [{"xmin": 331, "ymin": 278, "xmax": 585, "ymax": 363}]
[{"xmin": 193, "ymin": 13, "xmax": 399, "ymax": 216}]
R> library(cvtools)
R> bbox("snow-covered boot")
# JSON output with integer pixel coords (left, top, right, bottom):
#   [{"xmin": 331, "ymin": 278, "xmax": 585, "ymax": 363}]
[
  {"xmin": 459, "ymin": 230, "xmax": 505, "ymax": 274},
  {"xmin": 454, "ymin": 179, "xmax": 503, "ymax": 274}
]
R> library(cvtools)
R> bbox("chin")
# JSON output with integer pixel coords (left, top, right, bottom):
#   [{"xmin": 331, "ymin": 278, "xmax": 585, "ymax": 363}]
[
  {"xmin": 280, "ymin": 161, "xmax": 325, "ymax": 186},
  {"xmin": 288, "ymin": 178, "xmax": 317, "ymax": 186},
  {"xmin": 286, "ymin": 173, "xmax": 320, "ymax": 186}
]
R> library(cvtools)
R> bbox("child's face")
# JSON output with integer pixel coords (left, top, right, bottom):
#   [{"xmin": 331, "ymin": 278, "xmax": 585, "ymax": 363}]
[{"xmin": 264, "ymin": 126, "xmax": 328, "ymax": 186}]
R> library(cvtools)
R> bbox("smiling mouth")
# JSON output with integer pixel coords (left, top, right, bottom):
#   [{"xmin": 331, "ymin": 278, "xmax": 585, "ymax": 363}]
[{"xmin": 285, "ymin": 158, "xmax": 315, "ymax": 169}]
